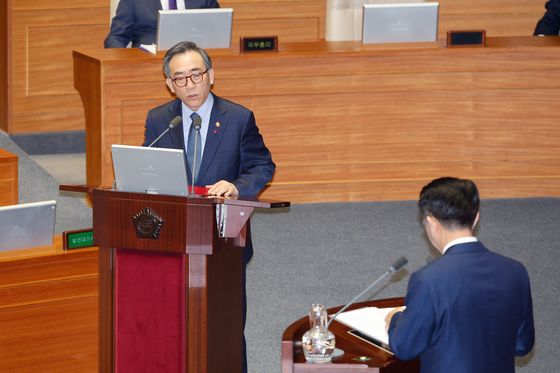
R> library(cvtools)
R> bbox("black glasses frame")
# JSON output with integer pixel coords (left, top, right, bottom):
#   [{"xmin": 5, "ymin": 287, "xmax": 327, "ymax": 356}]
[{"xmin": 171, "ymin": 70, "xmax": 208, "ymax": 87}]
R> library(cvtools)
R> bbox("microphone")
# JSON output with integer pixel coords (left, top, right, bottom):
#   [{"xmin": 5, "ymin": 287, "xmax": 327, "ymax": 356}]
[
  {"xmin": 326, "ymin": 256, "xmax": 408, "ymax": 329},
  {"xmin": 189, "ymin": 114, "xmax": 202, "ymax": 195},
  {"xmin": 147, "ymin": 116, "xmax": 182, "ymax": 147}
]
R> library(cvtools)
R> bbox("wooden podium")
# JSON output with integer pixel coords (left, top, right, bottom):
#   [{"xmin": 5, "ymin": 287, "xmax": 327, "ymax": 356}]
[
  {"xmin": 282, "ymin": 298, "xmax": 419, "ymax": 373},
  {"xmin": 92, "ymin": 188, "xmax": 288, "ymax": 373}
]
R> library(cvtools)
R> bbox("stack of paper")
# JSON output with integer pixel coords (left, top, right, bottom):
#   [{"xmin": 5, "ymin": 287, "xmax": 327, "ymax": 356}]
[{"xmin": 334, "ymin": 306, "xmax": 403, "ymax": 346}]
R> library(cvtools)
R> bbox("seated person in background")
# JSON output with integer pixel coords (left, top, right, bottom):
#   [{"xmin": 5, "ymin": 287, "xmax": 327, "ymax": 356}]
[
  {"xmin": 105, "ymin": 0, "xmax": 220, "ymax": 48},
  {"xmin": 386, "ymin": 177, "xmax": 535, "ymax": 373},
  {"xmin": 534, "ymin": 0, "xmax": 560, "ymax": 35}
]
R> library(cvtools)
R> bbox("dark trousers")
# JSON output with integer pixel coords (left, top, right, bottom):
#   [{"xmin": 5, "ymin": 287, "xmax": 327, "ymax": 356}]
[{"xmin": 242, "ymin": 225, "xmax": 254, "ymax": 373}]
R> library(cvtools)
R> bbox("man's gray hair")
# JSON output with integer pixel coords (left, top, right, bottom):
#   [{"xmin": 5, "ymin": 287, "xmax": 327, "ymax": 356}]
[{"xmin": 163, "ymin": 41, "xmax": 213, "ymax": 77}]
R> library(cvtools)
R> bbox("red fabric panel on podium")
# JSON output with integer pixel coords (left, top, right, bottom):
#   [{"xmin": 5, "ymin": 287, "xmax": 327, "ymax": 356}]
[{"xmin": 115, "ymin": 249, "xmax": 186, "ymax": 373}]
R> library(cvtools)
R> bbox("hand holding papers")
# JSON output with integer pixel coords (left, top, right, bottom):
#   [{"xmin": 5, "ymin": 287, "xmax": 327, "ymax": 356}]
[
  {"xmin": 335, "ymin": 306, "xmax": 406, "ymax": 353},
  {"xmin": 326, "ymin": 256, "xmax": 408, "ymax": 330},
  {"xmin": 385, "ymin": 306, "xmax": 406, "ymax": 330},
  {"xmin": 315, "ymin": 257, "xmax": 408, "ymax": 360}
]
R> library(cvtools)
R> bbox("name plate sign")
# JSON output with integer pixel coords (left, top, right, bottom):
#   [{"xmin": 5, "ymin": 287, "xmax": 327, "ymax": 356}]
[{"xmin": 240, "ymin": 36, "xmax": 278, "ymax": 53}]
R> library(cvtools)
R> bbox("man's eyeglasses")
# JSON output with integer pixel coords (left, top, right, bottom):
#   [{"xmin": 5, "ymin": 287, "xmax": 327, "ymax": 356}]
[{"xmin": 170, "ymin": 70, "xmax": 208, "ymax": 87}]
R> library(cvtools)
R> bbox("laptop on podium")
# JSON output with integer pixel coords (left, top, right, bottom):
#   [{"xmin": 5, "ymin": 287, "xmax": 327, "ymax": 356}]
[{"xmin": 111, "ymin": 144, "xmax": 189, "ymax": 197}]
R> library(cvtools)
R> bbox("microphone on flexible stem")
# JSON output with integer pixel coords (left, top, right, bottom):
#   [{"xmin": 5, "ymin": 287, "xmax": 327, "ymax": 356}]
[
  {"xmin": 326, "ymin": 256, "xmax": 408, "ymax": 330},
  {"xmin": 147, "ymin": 116, "xmax": 182, "ymax": 147},
  {"xmin": 189, "ymin": 115, "xmax": 202, "ymax": 196}
]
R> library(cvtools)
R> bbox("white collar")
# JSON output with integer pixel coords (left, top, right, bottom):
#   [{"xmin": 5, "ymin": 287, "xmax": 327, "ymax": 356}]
[{"xmin": 442, "ymin": 236, "xmax": 478, "ymax": 254}]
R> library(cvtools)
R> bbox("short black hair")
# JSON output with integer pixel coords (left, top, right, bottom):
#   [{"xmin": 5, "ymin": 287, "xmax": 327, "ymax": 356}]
[
  {"xmin": 163, "ymin": 41, "xmax": 213, "ymax": 77},
  {"xmin": 418, "ymin": 177, "xmax": 480, "ymax": 229}
]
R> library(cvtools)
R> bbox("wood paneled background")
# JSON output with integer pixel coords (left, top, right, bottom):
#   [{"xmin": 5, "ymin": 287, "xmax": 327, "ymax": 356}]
[
  {"xmin": 0, "ymin": 240, "xmax": 98, "ymax": 372},
  {"xmin": 0, "ymin": 0, "xmax": 551, "ymax": 134},
  {"xmin": 0, "ymin": 149, "xmax": 18, "ymax": 206},
  {"xmin": 75, "ymin": 38, "xmax": 560, "ymax": 203}
]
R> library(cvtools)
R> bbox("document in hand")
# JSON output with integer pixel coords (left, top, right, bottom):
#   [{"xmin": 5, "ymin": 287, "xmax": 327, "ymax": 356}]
[{"xmin": 334, "ymin": 306, "xmax": 405, "ymax": 348}]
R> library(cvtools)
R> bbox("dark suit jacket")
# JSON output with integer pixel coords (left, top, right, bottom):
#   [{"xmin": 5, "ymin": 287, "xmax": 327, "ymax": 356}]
[
  {"xmin": 105, "ymin": 0, "xmax": 220, "ymax": 48},
  {"xmin": 143, "ymin": 94, "xmax": 275, "ymax": 197},
  {"xmin": 388, "ymin": 241, "xmax": 534, "ymax": 373},
  {"xmin": 535, "ymin": 0, "xmax": 560, "ymax": 35},
  {"xmin": 143, "ymin": 95, "xmax": 274, "ymax": 264}
]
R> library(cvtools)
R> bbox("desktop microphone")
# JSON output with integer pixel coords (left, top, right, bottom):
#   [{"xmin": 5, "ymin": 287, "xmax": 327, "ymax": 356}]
[
  {"xmin": 147, "ymin": 116, "xmax": 182, "ymax": 147},
  {"xmin": 189, "ymin": 114, "xmax": 202, "ymax": 195},
  {"xmin": 326, "ymin": 256, "xmax": 408, "ymax": 330}
]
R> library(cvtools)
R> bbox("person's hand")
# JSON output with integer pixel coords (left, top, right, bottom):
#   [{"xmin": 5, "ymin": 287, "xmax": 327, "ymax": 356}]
[
  {"xmin": 206, "ymin": 180, "xmax": 238, "ymax": 197},
  {"xmin": 385, "ymin": 306, "xmax": 405, "ymax": 331}
]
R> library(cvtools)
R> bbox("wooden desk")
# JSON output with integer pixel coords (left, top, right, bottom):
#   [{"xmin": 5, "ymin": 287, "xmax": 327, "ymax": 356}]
[
  {"xmin": 0, "ymin": 0, "xmax": 549, "ymax": 135},
  {"xmin": 0, "ymin": 0, "xmax": 326, "ymax": 135},
  {"xmin": 282, "ymin": 298, "xmax": 419, "ymax": 373},
  {"xmin": 0, "ymin": 236, "xmax": 98, "ymax": 372},
  {"xmin": 74, "ymin": 37, "xmax": 560, "ymax": 203},
  {"xmin": 0, "ymin": 148, "xmax": 17, "ymax": 206}
]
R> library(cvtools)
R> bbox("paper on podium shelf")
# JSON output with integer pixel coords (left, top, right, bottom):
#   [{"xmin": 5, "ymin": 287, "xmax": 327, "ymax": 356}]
[{"xmin": 334, "ymin": 306, "xmax": 404, "ymax": 346}]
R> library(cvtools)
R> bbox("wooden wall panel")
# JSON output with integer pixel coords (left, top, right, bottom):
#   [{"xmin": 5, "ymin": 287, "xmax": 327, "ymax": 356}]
[
  {"xmin": 0, "ymin": 297, "xmax": 98, "ymax": 373},
  {"xmin": 0, "ymin": 0, "xmax": 9, "ymax": 132},
  {"xmin": 74, "ymin": 38, "xmax": 560, "ymax": 203},
  {"xmin": 0, "ymin": 148, "xmax": 18, "ymax": 206},
  {"xmin": 223, "ymin": 0, "xmax": 326, "ymax": 40},
  {"xmin": 1, "ymin": 0, "xmax": 554, "ymax": 134},
  {"xmin": 0, "ymin": 238, "xmax": 98, "ymax": 372},
  {"xmin": 8, "ymin": 2, "xmax": 108, "ymax": 133},
  {"xmin": 437, "ymin": 0, "xmax": 545, "ymax": 37}
]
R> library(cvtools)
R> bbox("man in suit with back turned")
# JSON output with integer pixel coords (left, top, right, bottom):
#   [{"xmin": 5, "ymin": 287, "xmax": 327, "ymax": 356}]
[
  {"xmin": 143, "ymin": 41, "xmax": 275, "ymax": 373},
  {"xmin": 386, "ymin": 177, "xmax": 535, "ymax": 373},
  {"xmin": 105, "ymin": 0, "xmax": 220, "ymax": 48}
]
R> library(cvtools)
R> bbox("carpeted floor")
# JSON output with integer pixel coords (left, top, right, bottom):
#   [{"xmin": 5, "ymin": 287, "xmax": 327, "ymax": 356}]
[
  {"xmin": 248, "ymin": 199, "xmax": 560, "ymax": 372},
  {"xmin": 2, "ymin": 129, "xmax": 559, "ymax": 372},
  {"xmin": 1, "ymin": 131, "xmax": 91, "ymax": 233}
]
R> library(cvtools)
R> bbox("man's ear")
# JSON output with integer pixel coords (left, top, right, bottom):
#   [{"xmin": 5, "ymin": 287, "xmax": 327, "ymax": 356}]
[
  {"xmin": 166, "ymin": 78, "xmax": 175, "ymax": 93},
  {"xmin": 425, "ymin": 215, "xmax": 437, "ymax": 228},
  {"xmin": 425, "ymin": 215, "xmax": 440, "ymax": 237},
  {"xmin": 208, "ymin": 68, "xmax": 215, "ymax": 85},
  {"xmin": 472, "ymin": 212, "xmax": 480, "ymax": 230}
]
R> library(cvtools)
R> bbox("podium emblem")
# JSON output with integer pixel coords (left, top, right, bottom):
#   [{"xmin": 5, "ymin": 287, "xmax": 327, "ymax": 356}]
[{"xmin": 132, "ymin": 207, "xmax": 164, "ymax": 239}]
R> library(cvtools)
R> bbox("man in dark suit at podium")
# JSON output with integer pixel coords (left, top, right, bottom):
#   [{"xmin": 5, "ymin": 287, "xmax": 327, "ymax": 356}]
[
  {"xmin": 143, "ymin": 41, "xmax": 275, "ymax": 372},
  {"xmin": 105, "ymin": 0, "xmax": 220, "ymax": 48},
  {"xmin": 386, "ymin": 177, "xmax": 535, "ymax": 373}
]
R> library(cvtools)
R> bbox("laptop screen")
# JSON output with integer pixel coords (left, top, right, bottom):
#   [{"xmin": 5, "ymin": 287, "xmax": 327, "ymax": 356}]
[
  {"xmin": 362, "ymin": 2, "xmax": 439, "ymax": 44},
  {"xmin": 111, "ymin": 144, "xmax": 189, "ymax": 197},
  {"xmin": 157, "ymin": 8, "xmax": 233, "ymax": 51},
  {"xmin": 0, "ymin": 200, "xmax": 56, "ymax": 251}
]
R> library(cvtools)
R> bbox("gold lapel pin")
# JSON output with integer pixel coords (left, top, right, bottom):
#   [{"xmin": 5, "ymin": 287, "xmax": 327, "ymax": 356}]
[{"xmin": 215, "ymin": 122, "xmax": 221, "ymax": 128}]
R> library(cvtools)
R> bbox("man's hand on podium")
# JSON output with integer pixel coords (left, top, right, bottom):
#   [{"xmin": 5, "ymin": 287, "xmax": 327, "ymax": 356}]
[
  {"xmin": 385, "ymin": 306, "xmax": 405, "ymax": 331},
  {"xmin": 206, "ymin": 180, "xmax": 239, "ymax": 197}
]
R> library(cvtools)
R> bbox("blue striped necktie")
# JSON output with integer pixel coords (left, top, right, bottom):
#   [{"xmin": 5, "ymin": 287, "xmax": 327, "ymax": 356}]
[{"xmin": 187, "ymin": 112, "xmax": 202, "ymax": 183}]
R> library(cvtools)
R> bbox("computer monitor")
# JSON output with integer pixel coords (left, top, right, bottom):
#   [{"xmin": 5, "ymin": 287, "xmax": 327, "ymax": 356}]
[
  {"xmin": 362, "ymin": 2, "xmax": 439, "ymax": 44},
  {"xmin": 0, "ymin": 200, "xmax": 56, "ymax": 251},
  {"xmin": 156, "ymin": 8, "xmax": 233, "ymax": 51},
  {"xmin": 111, "ymin": 145, "xmax": 189, "ymax": 197}
]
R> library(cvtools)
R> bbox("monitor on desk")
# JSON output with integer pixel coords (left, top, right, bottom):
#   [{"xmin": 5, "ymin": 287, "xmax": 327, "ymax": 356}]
[
  {"xmin": 112, "ymin": 145, "xmax": 189, "ymax": 197},
  {"xmin": 156, "ymin": 8, "xmax": 233, "ymax": 51},
  {"xmin": 0, "ymin": 200, "xmax": 56, "ymax": 251},
  {"xmin": 362, "ymin": 2, "xmax": 439, "ymax": 44}
]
